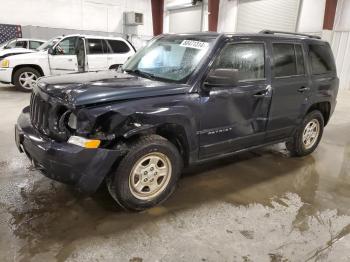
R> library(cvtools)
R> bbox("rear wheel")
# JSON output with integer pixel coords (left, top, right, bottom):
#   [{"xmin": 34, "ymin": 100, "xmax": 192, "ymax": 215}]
[
  {"xmin": 13, "ymin": 67, "xmax": 41, "ymax": 92},
  {"xmin": 286, "ymin": 110, "xmax": 324, "ymax": 157},
  {"xmin": 106, "ymin": 135, "xmax": 183, "ymax": 211}
]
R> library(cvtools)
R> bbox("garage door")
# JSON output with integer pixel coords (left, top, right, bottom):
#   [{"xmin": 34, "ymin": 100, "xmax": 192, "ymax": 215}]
[
  {"xmin": 169, "ymin": 6, "xmax": 202, "ymax": 33},
  {"xmin": 236, "ymin": 0, "xmax": 300, "ymax": 33}
]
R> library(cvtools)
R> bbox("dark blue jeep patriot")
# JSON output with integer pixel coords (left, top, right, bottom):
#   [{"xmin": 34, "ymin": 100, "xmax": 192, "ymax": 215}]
[{"xmin": 15, "ymin": 30, "xmax": 339, "ymax": 210}]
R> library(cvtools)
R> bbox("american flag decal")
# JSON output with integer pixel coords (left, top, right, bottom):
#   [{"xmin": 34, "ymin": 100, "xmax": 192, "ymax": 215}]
[{"xmin": 0, "ymin": 24, "xmax": 22, "ymax": 44}]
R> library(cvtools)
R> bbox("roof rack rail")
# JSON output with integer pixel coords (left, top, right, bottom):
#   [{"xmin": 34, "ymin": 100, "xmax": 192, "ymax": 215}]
[{"xmin": 259, "ymin": 30, "xmax": 321, "ymax": 39}]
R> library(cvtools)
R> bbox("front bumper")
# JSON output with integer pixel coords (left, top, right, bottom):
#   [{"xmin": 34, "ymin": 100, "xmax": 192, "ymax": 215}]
[
  {"xmin": 16, "ymin": 107, "xmax": 121, "ymax": 193},
  {"xmin": 0, "ymin": 67, "xmax": 13, "ymax": 83}
]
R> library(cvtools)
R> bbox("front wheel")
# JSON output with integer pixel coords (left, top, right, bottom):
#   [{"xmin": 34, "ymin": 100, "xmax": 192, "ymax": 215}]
[
  {"xmin": 286, "ymin": 110, "xmax": 324, "ymax": 157},
  {"xmin": 13, "ymin": 67, "xmax": 41, "ymax": 92},
  {"xmin": 106, "ymin": 135, "xmax": 183, "ymax": 211}
]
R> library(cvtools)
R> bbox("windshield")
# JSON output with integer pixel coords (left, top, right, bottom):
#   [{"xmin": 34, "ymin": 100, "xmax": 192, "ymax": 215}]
[
  {"xmin": 122, "ymin": 36, "xmax": 215, "ymax": 83},
  {"xmin": 36, "ymin": 37, "xmax": 61, "ymax": 51},
  {"xmin": 0, "ymin": 39, "xmax": 14, "ymax": 49}
]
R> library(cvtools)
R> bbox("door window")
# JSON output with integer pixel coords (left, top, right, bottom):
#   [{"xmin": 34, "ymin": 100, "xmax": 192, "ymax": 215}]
[
  {"xmin": 213, "ymin": 43, "xmax": 265, "ymax": 81},
  {"xmin": 108, "ymin": 40, "xmax": 130, "ymax": 53},
  {"xmin": 54, "ymin": 37, "xmax": 77, "ymax": 55},
  {"xmin": 308, "ymin": 44, "xmax": 335, "ymax": 75},
  {"xmin": 87, "ymin": 39, "xmax": 104, "ymax": 54},
  {"xmin": 15, "ymin": 40, "xmax": 27, "ymax": 48},
  {"xmin": 29, "ymin": 41, "xmax": 43, "ymax": 49},
  {"xmin": 273, "ymin": 43, "xmax": 306, "ymax": 77},
  {"xmin": 272, "ymin": 43, "xmax": 297, "ymax": 77}
]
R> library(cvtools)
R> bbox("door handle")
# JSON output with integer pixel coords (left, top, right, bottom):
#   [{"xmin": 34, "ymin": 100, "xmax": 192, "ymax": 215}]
[
  {"xmin": 253, "ymin": 85, "xmax": 271, "ymax": 98},
  {"xmin": 298, "ymin": 86, "xmax": 310, "ymax": 93}
]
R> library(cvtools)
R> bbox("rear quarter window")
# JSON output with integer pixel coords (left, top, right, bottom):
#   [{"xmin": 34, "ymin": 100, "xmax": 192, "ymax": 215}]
[{"xmin": 308, "ymin": 44, "xmax": 336, "ymax": 75}]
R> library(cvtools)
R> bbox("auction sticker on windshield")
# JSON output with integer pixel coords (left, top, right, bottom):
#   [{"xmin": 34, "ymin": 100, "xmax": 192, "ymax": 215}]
[{"xmin": 180, "ymin": 40, "xmax": 209, "ymax": 50}]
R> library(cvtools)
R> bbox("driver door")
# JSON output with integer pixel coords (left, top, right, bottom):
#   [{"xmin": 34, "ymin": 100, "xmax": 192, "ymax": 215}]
[
  {"xmin": 199, "ymin": 42, "xmax": 272, "ymax": 159},
  {"xmin": 49, "ymin": 37, "xmax": 78, "ymax": 75}
]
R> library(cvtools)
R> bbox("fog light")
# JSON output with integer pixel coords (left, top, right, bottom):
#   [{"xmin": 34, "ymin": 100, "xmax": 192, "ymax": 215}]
[
  {"xmin": 68, "ymin": 136, "xmax": 100, "ymax": 149},
  {"xmin": 1, "ymin": 59, "xmax": 9, "ymax": 68}
]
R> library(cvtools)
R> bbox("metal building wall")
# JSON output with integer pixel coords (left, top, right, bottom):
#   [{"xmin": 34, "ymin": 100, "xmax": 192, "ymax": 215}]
[{"xmin": 331, "ymin": 31, "xmax": 350, "ymax": 90}]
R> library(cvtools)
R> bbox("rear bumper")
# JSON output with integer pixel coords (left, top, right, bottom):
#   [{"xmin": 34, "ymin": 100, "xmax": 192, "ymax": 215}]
[
  {"xmin": 0, "ymin": 67, "xmax": 13, "ymax": 83},
  {"xmin": 16, "ymin": 107, "xmax": 121, "ymax": 193}
]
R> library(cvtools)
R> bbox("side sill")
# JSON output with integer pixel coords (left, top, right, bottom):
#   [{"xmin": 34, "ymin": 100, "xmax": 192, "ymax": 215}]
[{"xmin": 194, "ymin": 138, "xmax": 292, "ymax": 165}]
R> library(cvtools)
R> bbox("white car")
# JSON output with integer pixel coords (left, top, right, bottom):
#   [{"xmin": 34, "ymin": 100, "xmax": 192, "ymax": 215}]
[
  {"xmin": 0, "ymin": 34, "xmax": 136, "ymax": 92},
  {"xmin": 0, "ymin": 38, "xmax": 45, "ymax": 51}
]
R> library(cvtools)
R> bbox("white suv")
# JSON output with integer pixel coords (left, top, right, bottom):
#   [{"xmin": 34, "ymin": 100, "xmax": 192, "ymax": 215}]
[{"xmin": 0, "ymin": 34, "xmax": 135, "ymax": 91}]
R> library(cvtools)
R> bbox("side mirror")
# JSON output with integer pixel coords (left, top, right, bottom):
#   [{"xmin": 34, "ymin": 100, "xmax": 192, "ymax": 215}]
[
  {"xmin": 48, "ymin": 47, "xmax": 54, "ymax": 55},
  {"xmin": 204, "ymin": 68, "xmax": 239, "ymax": 88}
]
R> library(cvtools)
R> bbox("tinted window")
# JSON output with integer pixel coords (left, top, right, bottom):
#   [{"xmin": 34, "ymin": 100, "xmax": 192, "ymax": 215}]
[
  {"xmin": 295, "ymin": 45, "xmax": 305, "ymax": 75},
  {"xmin": 87, "ymin": 39, "xmax": 103, "ymax": 54},
  {"xmin": 54, "ymin": 37, "xmax": 77, "ymax": 55},
  {"xmin": 108, "ymin": 40, "xmax": 130, "ymax": 53},
  {"xmin": 15, "ymin": 41, "xmax": 27, "ymax": 48},
  {"xmin": 273, "ymin": 43, "xmax": 297, "ymax": 77},
  {"xmin": 309, "ymin": 44, "xmax": 335, "ymax": 74},
  {"xmin": 29, "ymin": 41, "xmax": 42, "ymax": 49},
  {"xmin": 213, "ymin": 43, "xmax": 265, "ymax": 81}
]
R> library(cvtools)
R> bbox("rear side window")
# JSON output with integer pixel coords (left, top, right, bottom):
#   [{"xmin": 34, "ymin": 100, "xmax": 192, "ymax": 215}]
[
  {"xmin": 108, "ymin": 40, "xmax": 130, "ymax": 53},
  {"xmin": 273, "ymin": 43, "xmax": 306, "ymax": 77},
  {"xmin": 309, "ymin": 44, "xmax": 335, "ymax": 75},
  {"xmin": 29, "ymin": 41, "xmax": 42, "ymax": 49},
  {"xmin": 213, "ymin": 43, "xmax": 265, "ymax": 81},
  {"xmin": 87, "ymin": 39, "xmax": 103, "ymax": 54}
]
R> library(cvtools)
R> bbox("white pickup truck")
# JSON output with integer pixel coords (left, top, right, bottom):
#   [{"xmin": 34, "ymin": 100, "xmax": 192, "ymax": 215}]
[{"xmin": 0, "ymin": 34, "xmax": 135, "ymax": 91}]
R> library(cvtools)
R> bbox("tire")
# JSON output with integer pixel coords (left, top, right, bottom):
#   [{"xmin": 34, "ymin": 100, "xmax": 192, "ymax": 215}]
[
  {"xmin": 13, "ymin": 67, "xmax": 41, "ymax": 92},
  {"xmin": 286, "ymin": 110, "xmax": 324, "ymax": 157},
  {"xmin": 106, "ymin": 134, "xmax": 183, "ymax": 211}
]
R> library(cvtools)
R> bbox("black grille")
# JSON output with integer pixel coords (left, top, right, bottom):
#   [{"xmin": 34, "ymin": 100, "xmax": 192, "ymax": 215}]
[{"xmin": 30, "ymin": 92, "xmax": 51, "ymax": 135}]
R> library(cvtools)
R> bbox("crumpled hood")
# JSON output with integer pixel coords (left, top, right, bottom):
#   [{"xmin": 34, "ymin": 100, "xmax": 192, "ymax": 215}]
[{"xmin": 36, "ymin": 70, "xmax": 190, "ymax": 107}]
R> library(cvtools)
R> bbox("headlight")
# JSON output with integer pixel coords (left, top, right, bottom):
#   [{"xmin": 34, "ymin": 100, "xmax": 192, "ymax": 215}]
[
  {"xmin": 67, "ymin": 113, "xmax": 77, "ymax": 129},
  {"xmin": 68, "ymin": 136, "xmax": 100, "ymax": 149},
  {"xmin": 1, "ymin": 59, "xmax": 9, "ymax": 68}
]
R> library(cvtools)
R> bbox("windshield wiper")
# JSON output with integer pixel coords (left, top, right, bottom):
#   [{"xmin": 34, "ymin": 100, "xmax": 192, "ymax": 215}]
[{"xmin": 124, "ymin": 69, "xmax": 156, "ymax": 80}]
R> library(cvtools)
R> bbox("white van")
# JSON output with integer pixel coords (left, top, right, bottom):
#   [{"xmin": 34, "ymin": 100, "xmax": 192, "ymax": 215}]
[{"xmin": 0, "ymin": 34, "xmax": 135, "ymax": 91}]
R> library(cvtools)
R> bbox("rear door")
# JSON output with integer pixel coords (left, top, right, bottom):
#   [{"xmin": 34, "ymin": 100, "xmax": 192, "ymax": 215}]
[
  {"xmin": 199, "ymin": 41, "xmax": 272, "ymax": 159},
  {"xmin": 106, "ymin": 39, "xmax": 135, "ymax": 68},
  {"xmin": 86, "ymin": 38, "xmax": 108, "ymax": 71},
  {"xmin": 265, "ymin": 42, "xmax": 310, "ymax": 141}
]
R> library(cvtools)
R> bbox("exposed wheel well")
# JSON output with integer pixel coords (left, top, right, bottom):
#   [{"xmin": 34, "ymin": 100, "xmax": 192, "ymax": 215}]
[
  {"xmin": 156, "ymin": 124, "xmax": 190, "ymax": 166},
  {"xmin": 12, "ymin": 64, "xmax": 44, "ymax": 83},
  {"xmin": 307, "ymin": 102, "xmax": 331, "ymax": 126}
]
